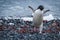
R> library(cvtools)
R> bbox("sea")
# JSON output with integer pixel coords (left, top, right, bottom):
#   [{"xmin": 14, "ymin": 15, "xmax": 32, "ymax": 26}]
[{"xmin": 0, "ymin": 0, "xmax": 60, "ymax": 18}]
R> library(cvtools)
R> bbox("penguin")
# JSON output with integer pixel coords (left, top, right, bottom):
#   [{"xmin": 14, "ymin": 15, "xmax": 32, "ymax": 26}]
[{"xmin": 28, "ymin": 5, "xmax": 50, "ymax": 33}]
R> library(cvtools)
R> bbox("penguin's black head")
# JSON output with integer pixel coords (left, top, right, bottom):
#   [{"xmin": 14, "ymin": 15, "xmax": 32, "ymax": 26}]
[{"xmin": 37, "ymin": 5, "xmax": 44, "ymax": 11}]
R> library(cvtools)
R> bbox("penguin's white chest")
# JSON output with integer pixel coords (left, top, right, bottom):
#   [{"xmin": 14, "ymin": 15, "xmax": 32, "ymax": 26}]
[{"xmin": 33, "ymin": 9, "xmax": 43, "ymax": 27}]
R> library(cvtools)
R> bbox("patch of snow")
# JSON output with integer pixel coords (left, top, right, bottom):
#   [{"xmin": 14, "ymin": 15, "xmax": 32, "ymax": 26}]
[{"xmin": 21, "ymin": 14, "xmax": 54, "ymax": 21}]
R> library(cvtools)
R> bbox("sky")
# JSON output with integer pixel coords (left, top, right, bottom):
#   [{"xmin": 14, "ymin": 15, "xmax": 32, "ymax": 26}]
[{"xmin": 0, "ymin": 0, "xmax": 60, "ymax": 18}]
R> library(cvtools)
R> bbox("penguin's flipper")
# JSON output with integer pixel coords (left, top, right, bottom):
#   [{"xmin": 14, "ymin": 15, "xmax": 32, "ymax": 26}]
[
  {"xmin": 44, "ymin": 10, "xmax": 50, "ymax": 13},
  {"xmin": 28, "ymin": 6, "xmax": 35, "ymax": 12}
]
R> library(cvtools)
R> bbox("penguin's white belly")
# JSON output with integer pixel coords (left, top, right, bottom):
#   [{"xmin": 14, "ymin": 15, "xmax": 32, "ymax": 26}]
[{"xmin": 33, "ymin": 13, "xmax": 43, "ymax": 27}]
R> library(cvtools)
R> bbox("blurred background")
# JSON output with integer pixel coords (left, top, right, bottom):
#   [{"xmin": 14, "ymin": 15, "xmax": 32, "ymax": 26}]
[{"xmin": 0, "ymin": 0, "xmax": 60, "ymax": 18}]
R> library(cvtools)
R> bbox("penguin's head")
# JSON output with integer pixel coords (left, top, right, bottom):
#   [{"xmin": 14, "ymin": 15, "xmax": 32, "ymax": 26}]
[{"xmin": 37, "ymin": 5, "xmax": 44, "ymax": 11}]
